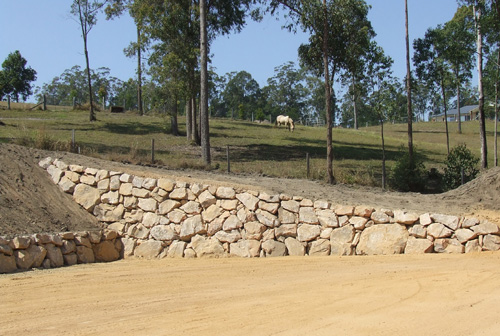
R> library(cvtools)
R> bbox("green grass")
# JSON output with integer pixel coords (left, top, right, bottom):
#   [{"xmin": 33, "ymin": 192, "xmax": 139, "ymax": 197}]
[{"xmin": 0, "ymin": 108, "xmax": 497, "ymax": 188}]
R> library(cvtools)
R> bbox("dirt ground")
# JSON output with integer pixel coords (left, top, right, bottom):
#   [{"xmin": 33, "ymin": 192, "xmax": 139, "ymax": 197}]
[
  {"xmin": 2, "ymin": 143, "xmax": 500, "ymax": 335},
  {"xmin": 2, "ymin": 254, "xmax": 500, "ymax": 335}
]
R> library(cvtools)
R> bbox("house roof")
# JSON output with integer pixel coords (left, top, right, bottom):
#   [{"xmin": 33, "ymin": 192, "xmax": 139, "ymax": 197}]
[{"xmin": 433, "ymin": 105, "xmax": 479, "ymax": 118}]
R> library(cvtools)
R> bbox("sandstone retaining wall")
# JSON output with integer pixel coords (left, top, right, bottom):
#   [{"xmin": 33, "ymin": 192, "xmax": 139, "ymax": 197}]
[{"xmin": 2, "ymin": 156, "xmax": 499, "ymax": 273}]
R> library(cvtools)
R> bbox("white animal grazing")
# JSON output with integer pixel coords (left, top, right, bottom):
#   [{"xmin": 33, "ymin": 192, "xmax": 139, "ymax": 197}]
[{"xmin": 275, "ymin": 115, "xmax": 295, "ymax": 131}]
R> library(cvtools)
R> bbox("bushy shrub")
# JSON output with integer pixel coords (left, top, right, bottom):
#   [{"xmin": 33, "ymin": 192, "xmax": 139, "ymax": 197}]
[
  {"xmin": 389, "ymin": 146, "xmax": 427, "ymax": 192},
  {"xmin": 443, "ymin": 143, "xmax": 479, "ymax": 190}
]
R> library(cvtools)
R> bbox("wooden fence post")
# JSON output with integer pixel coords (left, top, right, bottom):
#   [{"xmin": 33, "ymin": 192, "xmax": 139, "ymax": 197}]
[
  {"xmin": 7, "ymin": 96, "xmax": 10, "ymax": 110},
  {"xmin": 227, "ymin": 145, "xmax": 230, "ymax": 173},
  {"xmin": 71, "ymin": 129, "xmax": 75, "ymax": 153},
  {"xmin": 306, "ymin": 153, "xmax": 310, "ymax": 179},
  {"xmin": 151, "ymin": 139, "xmax": 155, "ymax": 164}
]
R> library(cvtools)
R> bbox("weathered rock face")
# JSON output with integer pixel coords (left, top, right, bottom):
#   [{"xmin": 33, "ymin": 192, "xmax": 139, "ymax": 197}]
[{"xmin": 356, "ymin": 224, "xmax": 409, "ymax": 255}]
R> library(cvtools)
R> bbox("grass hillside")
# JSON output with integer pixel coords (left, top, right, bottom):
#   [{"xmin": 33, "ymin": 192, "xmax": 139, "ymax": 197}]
[{"xmin": 0, "ymin": 108, "xmax": 497, "ymax": 189}]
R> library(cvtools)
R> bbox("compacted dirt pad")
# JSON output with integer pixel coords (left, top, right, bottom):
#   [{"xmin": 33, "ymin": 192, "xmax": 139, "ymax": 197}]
[
  {"xmin": 2, "ymin": 143, "xmax": 500, "ymax": 335},
  {"xmin": 2, "ymin": 254, "xmax": 500, "ymax": 335}
]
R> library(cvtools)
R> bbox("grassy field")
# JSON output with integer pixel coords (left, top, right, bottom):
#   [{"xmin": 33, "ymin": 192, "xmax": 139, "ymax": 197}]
[{"xmin": 0, "ymin": 108, "xmax": 497, "ymax": 188}]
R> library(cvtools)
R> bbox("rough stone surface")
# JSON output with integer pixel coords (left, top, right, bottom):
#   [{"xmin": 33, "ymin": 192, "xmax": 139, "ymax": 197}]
[
  {"xmin": 427, "ymin": 223, "xmax": 454, "ymax": 239},
  {"xmin": 308, "ymin": 239, "xmax": 330, "ymax": 256},
  {"xmin": 482, "ymin": 234, "xmax": 500, "ymax": 251},
  {"xmin": 134, "ymin": 240, "xmax": 163, "ymax": 259},
  {"xmin": 180, "ymin": 215, "xmax": 205, "ymax": 241},
  {"xmin": 236, "ymin": 192, "xmax": 259, "ymax": 211},
  {"xmin": 190, "ymin": 235, "xmax": 225, "ymax": 258},
  {"xmin": 434, "ymin": 239, "xmax": 464, "ymax": 254},
  {"xmin": 297, "ymin": 224, "xmax": 321, "ymax": 242},
  {"xmin": 471, "ymin": 221, "xmax": 500, "ymax": 235},
  {"xmin": 299, "ymin": 207, "xmax": 319, "ymax": 224},
  {"xmin": 45, "ymin": 244, "xmax": 64, "ymax": 267},
  {"xmin": 431, "ymin": 214, "xmax": 460, "ymax": 230},
  {"xmin": 404, "ymin": 237, "xmax": 434, "ymax": 254},
  {"xmin": 93, "ymin": 241, "xmax": 120, "ymax": 262},
  {"xmin": 285, "ymin": 238, "xmax": 305, "ymax": 256},
  {"xmin": 356, "ymin": 224, "xmax": 409, "ymax": 255},
  {"xmin": 262, "ymin": 240, "xmax": 286, "ymax": 257},
  {"xmin": 73, "ymin": 184, "xmax": 101, "ymax": 211},
  {"xmin": 150, "ymin": 225, "xmax": 178, "ymax": 242},
  {"xmin": 0, "ymin": 254, "xmax": 17, "ymax": 273}
]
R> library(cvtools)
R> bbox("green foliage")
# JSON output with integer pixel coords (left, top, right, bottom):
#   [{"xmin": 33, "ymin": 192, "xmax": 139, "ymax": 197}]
[
  {"xmin": 443, "ymin": 143, "xmax": 479, "ymax": 190},
  {"xmin": 0, "ymin": 50, "xmax": 37, "ymax": 102},
  {"xmin": 389, "ymin": 146, "xmax": 427, "ymax": 192}
]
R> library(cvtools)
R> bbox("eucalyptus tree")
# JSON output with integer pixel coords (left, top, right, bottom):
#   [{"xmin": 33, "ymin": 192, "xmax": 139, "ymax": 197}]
[
  {"xmin": 364, "ymin": 45, "xmax": 393, "ymax": 189},
  {"xmin": 199, "ymin": 0, "xmax": 257, "ymax": 164},
  {"xmin": 71, "ymin": 0, "xmax": 109, "ymax": 121},
  {"xmin": 405, "ymin": 0, "xmax": 414, "ymax": 165},
  {"xmin": 413, "ymin": 26, "xmax": 455, "ymax": 153},
  {"xmin": 269, "ymin": 0, "xmax": 373, "ymax": 184},
  {"xmin": 441, "ymin": 6, "xmax": 476, "ymax": 134},
  {"xmin": 459, "ymin": 0, "xmax": 492, "ymax": 169},
  {"xmin": 222, "ymin": 71, "xmax": 260, "ymax": 120},
  {"xmin": 131, "ymin": 0, "xmax": 199, "ymax": 141},
  {"xmin": 105, "ymin": 0, "xmax": 146, "ymax": 115},
  {"xmin": 264, "ymin": 62, "xmax": 308, "ymax": 121}
]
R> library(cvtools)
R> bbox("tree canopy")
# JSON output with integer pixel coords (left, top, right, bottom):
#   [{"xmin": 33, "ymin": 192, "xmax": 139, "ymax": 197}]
[{"xmin": 0, "ymin": 50, "xmax": 37, "ymax": 102}]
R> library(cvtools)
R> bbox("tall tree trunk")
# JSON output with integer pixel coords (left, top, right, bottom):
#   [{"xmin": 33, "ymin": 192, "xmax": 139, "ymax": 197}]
[
  {"xmin": 77, "ymin": 1, "xmax": 95, "ymax": 122},
  {"xmin": 441, "ymin": 81, "xmax": 450, "ymax": 154},
  {"xmin": 457, "ymin": 79, "xmax": 462, "ymax": 134},
  {"xmin": 381, "ymin": 118, "xmax": 386, "ymax": 190},
  {"xmin": 171, "ymin": 95, "xmax": 179, "ymax": 136},
  {"xmin": 474, "ymin": 4, "xmax": 488, "ymax": 169},
  {"xmin": 137, "ymin": 26, "xmax": 143, "ymax": 116},
  {"xmin": 495, "ymin": 47, "xmax": 499, "ymax": 167},
  {"xmin": 186, "ymin": 98, "xmax": 192, "ymax": 141},
  {"xmin": 191, "ymin": 97, "xmax": 200, "ymax": 145},
  {"xmin": 200, "ymin": 0, "xmax": 210, "ymax": 164},
  {"xmin": 352, "ymin": 76, "xmax": 358, "ymax": 130},
  {"xmin": 405, "ymin": 0, "xmax": 413, "ymax": 163},
  {"xmin": 323, "ymin": 0, "xmax": 335, "ymax": 184}
]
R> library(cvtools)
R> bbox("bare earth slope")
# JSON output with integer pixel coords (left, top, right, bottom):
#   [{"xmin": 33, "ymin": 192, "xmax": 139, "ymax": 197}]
[{"xmin": 2, "ymin": 143, "xmax": 500, "ymax": 335}]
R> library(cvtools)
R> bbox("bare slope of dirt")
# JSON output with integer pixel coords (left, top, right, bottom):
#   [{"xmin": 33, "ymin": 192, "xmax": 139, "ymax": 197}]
[{"xmin": 1, "ymin": 142, "xmax": 499, "ymax": 238}]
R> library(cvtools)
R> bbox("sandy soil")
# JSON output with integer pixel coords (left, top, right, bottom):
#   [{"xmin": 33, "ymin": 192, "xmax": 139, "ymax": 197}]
[
  {"xmin": 2, "ymin": 253, "xmax": 500, "ymax": 335},
  {"xmin": 2, "ymin": 143, "xmax": 500, "ymax": 335}
]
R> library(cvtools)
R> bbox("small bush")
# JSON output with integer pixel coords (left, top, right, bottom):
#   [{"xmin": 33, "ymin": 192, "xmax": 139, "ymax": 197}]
[
  {"xmin": 443, "ymin": 143, "xmax": 479, "ymax": 191},
  {"xmin": 389, "ymin": 146, "xmax": 427, "ymax": 192}
]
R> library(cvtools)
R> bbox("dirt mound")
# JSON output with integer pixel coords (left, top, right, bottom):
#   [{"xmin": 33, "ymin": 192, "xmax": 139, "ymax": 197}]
[
  {"xmin": 0, "ymin": 144, "xmax": 102, "ymax": 238},
  {"xmin": 1, "ymin": 143, "xmax": 499, "ymax": 238},
  {"xmin": 443, "ymin": 166, "xmax": 500, "ymax": 210}
]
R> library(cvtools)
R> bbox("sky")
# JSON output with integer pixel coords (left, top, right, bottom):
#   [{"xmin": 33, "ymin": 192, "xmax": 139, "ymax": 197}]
[{"xmin": 0, "ymin": 0, "xmax": 461, "ymax": 103}]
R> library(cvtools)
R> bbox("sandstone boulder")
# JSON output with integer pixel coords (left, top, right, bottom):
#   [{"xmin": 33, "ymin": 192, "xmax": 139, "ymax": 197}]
[
  {"xmin": 356, "ymin": 224, "xmax": 408, "ymax": 255},
  {"xmin": 190, "ymin": 235, "xmax": 226, "ymax": 258},
  {"xmin": 0, "ymin": 254, "xmax": 17, "ymax": 273},
  {"xmin": 285, "ymin": 237, "xmax": 305, "ymax": 256},
  {"xmin": 434, "ymin": 239, "xmax": 464, "ymax": 253},
  {"xmin": 308, "ymin": 239, "xmax": 330, "ymax": 256},
  {"xmin": 297, "ymin": 224, "xmax": 321, "ymax": 242},
  {"xmin": 134, "ymin": 240, "xmax": 163, "ymax": 259},
  {"xmin": 150, "ymin": 225, "xmax": 178, "ymax": 241},
  {"xmin": 404, "ymin": 237, "xmax": 433, "ymax": 254},
  {"xmin": 262, "ymin": 240, "xmax": 286, "ymax": 257},
  {"xmin": 93, "ymin": 240, "xmax": 120, "ymax": 262},
  {"xmin": 73, "ymin": 184, "xmax": 101, "ymax": 211}
]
